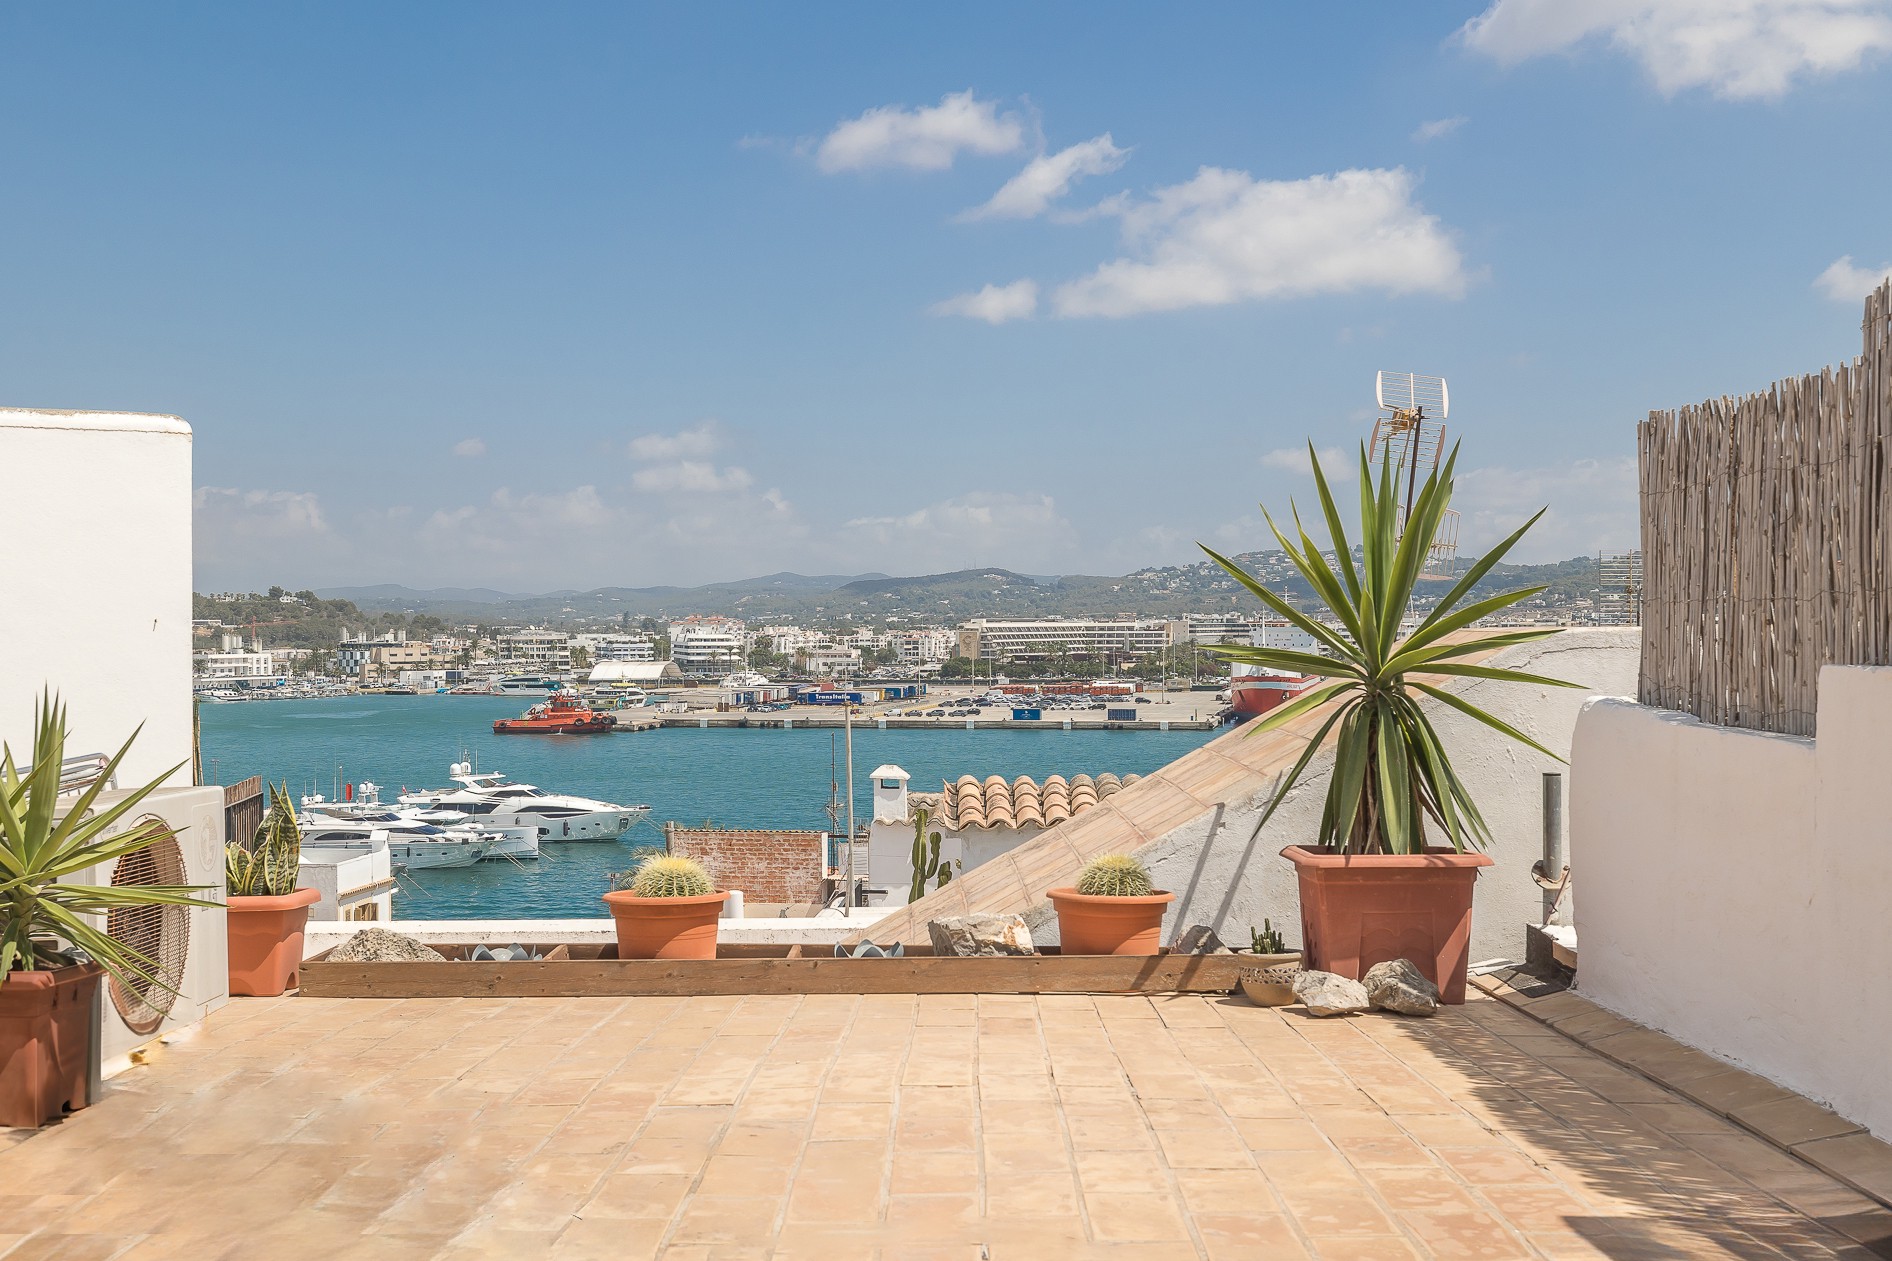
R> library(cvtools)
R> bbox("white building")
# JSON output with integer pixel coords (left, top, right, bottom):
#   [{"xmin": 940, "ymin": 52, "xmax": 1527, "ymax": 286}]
[
  {"xmin": 497, "ymin": 628, "xmax": 571, "ymax": 671},
  {"xmin": 572, "ymin": 632, "xmax": 655, "ymax": 662},
  {"xmin": 797, "ymin": 645, "xmax": 862, "ymax": 676},
  {"xmin": 669, "ymin": 617, "xmax": 747, "ymax": 674},
  {"xmin": 757, "ymin": 625, "xmax": 822, "ymax": 657},
  {"xmin": 895, "ymin": 627, "xmax": 955, "ymax": 664},
  {"xmin": 193, "ymin": 649, "xmax": 282, "ymax": 684},
  {"xmin": 956, "ymin": 618, "xmax": 1183, "ymax": 662}
]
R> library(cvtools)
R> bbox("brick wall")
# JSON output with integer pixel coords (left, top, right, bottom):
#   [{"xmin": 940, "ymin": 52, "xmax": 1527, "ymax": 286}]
[{"xmin": 666, "ymin": 827, "xmax": 826, "ymax": 904}]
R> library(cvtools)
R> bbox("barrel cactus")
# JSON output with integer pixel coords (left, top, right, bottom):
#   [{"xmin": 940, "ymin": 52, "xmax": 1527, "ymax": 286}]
[
  {"xmin": 226, "ymin": 782, "xmax": 302, "ymax": 897},
  {"xmin": 619, "ymin": 855, "xmax": 714, "ymax": 898},
  {"xmin": 1076, "ymin": 854, "xmax": 1154, "ymax": 898}
]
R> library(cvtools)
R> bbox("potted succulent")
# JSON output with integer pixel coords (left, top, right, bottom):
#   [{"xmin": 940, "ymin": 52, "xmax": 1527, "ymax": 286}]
[
  {"xmin": 1046, "ymin": 855, "xmax": 1174, "ymax": 956},
  {"xmin": 1202, "ymin": 444, "xmax": 1579, "ymax": 1004},
  {"xmin": 0, "ymin": 694, "xmax": 214, "ymax": 1126},
  {"xmin": 1238, "ymin": 920, "xmax": 1302, "ymax": 1006},
  {"xmin": 225, "ymin": 784, "xmax": 320, "ymax": 996},
  {"xmin": 603, "ymin": 855, "xmax": 727, "ymax": 960}
]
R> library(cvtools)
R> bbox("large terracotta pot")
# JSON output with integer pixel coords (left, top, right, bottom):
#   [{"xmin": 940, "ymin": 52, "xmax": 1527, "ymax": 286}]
[
  {"xmin": 0, "ymin": 964, "xmax": 102, "ymax": 1127},
  {"xmin": 1283, "ymin": 846, "xmax": 1492, "ymax": 1004},
  {"xmin": 227, "ymin": 888, "xmax": 321, "ymax": 997},
  {"xmin": 602, "ymin": 890, "xmax": 728, "ymax": 960},
  {"xmin": 1046, "ymin": 888, "xmax": 1175, "ymax": 956}
]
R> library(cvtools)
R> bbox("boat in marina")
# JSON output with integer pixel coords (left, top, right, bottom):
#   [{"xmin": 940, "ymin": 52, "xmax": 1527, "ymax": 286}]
[
  {"xmin": 397, "ymin": 762, "xmax": 649, "ymax": 842},
  {"xmin": 300, "ymin": 784, "xmax": 540, "ymax": 861},
  {"xmin": 492, "ymin": 675, "xmax": 561, "ymax": 696},
  {"xmin": 493, "ymin": 690, "xmax": 615, "ymax": 735},
  {"xmin": 297, "ymin": 813, "xmax": 497, "ymax": 869}
]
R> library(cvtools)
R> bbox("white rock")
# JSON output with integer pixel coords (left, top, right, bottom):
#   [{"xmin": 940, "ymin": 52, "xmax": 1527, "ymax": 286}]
[
  {"xmin": 1291, "ymin": 969, "xmax": 1369, "ymax": 1016},
  {"xmin": 927, "ymin": 914, "xmax": 1035, "ymax": 957},
  {"xmin": 1363, "ymin": 958, "xmax": 1441, "ymax": 1016}
]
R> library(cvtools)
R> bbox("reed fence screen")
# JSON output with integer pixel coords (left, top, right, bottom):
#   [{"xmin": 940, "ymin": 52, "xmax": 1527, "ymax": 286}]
[{"xmin": 1639, "ymin": 281, "xmax": 1892, "ymax": 736}]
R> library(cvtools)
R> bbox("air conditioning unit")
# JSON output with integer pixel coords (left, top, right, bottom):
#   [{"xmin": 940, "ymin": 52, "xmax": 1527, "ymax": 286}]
[{"xmin": 65, "ymin": 784, "xmax": 229, "ymax": 1077}]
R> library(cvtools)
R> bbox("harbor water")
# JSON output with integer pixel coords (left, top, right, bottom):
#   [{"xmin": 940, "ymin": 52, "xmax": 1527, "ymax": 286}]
[{"xmin": 197, "ymin": 695, "xmax": 1221, "ymax": 919}]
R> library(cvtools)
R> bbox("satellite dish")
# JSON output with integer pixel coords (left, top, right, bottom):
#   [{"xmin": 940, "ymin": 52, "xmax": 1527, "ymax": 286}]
[{"xmin": 1375, "ymin": 371, "xmax": 1448, "ymax": 421}]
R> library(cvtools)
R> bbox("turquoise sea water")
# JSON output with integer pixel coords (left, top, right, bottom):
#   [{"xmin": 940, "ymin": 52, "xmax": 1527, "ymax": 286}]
[{"xmin": 197, "ymin": 695, "xmax": 1220, "ymax": 919}]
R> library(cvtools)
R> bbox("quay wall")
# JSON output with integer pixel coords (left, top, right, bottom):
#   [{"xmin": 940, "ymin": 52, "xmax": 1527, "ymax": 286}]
[{"xmin": 1572, "ymin": 670, "xmax": 1892, "ymax": 1141}]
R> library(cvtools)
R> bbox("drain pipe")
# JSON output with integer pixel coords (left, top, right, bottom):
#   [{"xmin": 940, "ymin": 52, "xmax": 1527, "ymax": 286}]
[{"xmin": 1540, "ymin": 771, "xmax": 1564, "ymax": 922}]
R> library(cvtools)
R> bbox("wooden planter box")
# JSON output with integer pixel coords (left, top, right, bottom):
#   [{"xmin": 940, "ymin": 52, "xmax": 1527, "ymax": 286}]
[{"xmin": 296, "ymin": 942, "xmax": 1248, "ymax": 998}]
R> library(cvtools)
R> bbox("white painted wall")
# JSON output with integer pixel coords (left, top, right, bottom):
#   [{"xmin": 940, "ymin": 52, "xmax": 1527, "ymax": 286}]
[
  {"xmin": 1572, "ymin": 669, "xmax": 1892, "ymax": 1140},
  {"xmin": 0, "ymin": 409, "xmax": 195, "ymax": 787},
  {"xmin": 1028, "ymin": 629, "xmax": 1639, "ymax": 963}
]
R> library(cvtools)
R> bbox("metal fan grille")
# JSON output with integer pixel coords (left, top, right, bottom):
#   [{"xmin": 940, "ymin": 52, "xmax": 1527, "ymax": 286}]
[{"xmin": 106, "ymin": 819, "xmax": 190, "ymax": 1036}]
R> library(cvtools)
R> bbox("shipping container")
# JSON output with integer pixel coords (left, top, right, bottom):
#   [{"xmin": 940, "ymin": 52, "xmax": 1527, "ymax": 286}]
[
  {"xmin": 1011, "ymin": 708, "xmax": 1042, "ymax": 721},
  {"xmin": 1106, "ymin": 708, "xmax": 1139, "ymax": 722}
]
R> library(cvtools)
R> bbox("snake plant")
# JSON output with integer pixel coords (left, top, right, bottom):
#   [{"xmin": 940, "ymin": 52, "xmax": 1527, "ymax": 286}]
[
  {"xmin": 226, "ymin": 783, "xmax": 302, "ymax": 897},
  {"xmin": 1202, "ymin": 443, "xmax": 1581, "ymax": 855},
  {"xmin": 0, "ymin": 692, "xmax": 215, "ymax": 990}
]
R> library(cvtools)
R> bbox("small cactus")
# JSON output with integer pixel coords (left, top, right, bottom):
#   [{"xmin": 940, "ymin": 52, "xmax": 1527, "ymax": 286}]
[
  {"xmin": 616, "ymin": 854, "xmax": 714, "ymax": 898},
  {"xmin": 1250, "ymin": 919, "xmax": 1288, "ymax": 955},
  {"xmin": 1076, "ymin": 854, "xmax": 1154, "ymax": 897}
]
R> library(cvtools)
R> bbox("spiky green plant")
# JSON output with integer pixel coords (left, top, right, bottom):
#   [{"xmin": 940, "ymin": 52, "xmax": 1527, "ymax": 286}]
[
  {"xmin": 226, "ymin": 783, "xmax": 302, "ymax": 897},
  {"xmin": 1076, "ymin": 854, "xmax": 1154, "ymax": 897},
  {"xmin": 0, "ymin": 692, "xmax": 216, "ymax": 991},
  {"xmin": 615, "ymin": 854, "xmax": 714, "ymax": 898},
  {"xmin": 908, "ymin": 804, "xmax": 954, "ymax": 902},
  {"xmin": 1251, "ymin": 920, "xmax": 1288, "ymax": 955},
  {"xmin": 1201, "ymin": 442, "xmax": 1582, "ymax": 856}
]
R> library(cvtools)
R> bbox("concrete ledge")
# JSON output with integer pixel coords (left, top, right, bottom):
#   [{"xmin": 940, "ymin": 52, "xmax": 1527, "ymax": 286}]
[
  {"xmin": 303, "ymin": 910, "xmax": 899, "ymax": 958},
  {"xmin": 1473, "ymin": 967, "xmax": 1892, "ymax": 1239}
]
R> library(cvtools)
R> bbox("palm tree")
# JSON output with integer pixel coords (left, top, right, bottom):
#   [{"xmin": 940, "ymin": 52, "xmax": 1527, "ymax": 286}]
[{"xmin": 1201, "ymin": 443, "xmax": 1580, "ymax": 856}]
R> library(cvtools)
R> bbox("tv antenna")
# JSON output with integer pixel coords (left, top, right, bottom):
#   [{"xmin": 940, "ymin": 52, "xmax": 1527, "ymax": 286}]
[{"xmin": 1371, "ymin": 371, "xmax": 1460, "ymax": 578}]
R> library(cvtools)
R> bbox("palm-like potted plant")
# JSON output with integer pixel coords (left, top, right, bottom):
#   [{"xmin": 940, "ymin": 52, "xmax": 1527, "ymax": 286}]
[
  {"xmin": 1201, "ymin": 444, "xmax": 1579, "ymax": 1003},
  {"xmin": 0, "ymin": 694, "xmax": 214, "ymax": 1126},
  {"xmin": 1047, "ymin": 854, "xmax": 1174, "ymax": 955},
  {"xmin": 603, "ymin": 855, "xmax": 727, "ymax": 959},
  {"xmin": 225, "ymin": 784, "xmax": 319, "ymax": 996}
]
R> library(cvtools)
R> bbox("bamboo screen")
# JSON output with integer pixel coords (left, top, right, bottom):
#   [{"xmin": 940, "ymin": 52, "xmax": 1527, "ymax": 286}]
[{"xmin": 1638, "ymin": 281, "xmax": 1892, "ymax": 736}]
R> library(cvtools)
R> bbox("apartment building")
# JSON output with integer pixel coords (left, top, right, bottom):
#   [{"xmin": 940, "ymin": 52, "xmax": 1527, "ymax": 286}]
[
  {"xmin": 570, "ymin": 633, "xmax": 655, "ymax": 662},
  {"xmin": 496, "ymin": 628, "xmax": 571, "ymax": 671},
  {"xmin": 955, "ymin": 618, "xmax": 1183, "ymax": 662},
  {"xmin": 895, "ymin": 627, "xmax": 955, "ymax": 663},
  {"xmin": 669, "ymin": 617, "xmax": 747, "ymax": 674}
]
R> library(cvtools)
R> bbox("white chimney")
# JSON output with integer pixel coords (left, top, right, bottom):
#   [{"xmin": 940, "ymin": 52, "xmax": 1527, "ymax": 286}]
[{"xmin": 870, "ymin": 765, "xmax": 910, "ymax": 824}]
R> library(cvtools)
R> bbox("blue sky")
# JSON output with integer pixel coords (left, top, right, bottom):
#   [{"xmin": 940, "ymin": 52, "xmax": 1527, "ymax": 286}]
[{"xmin": 5, "ymin": 2, "xmax": 1891, "ymax": 591}]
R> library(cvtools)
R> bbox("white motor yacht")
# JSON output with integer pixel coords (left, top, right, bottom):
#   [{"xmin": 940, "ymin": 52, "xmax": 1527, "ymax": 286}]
[
  {"xmin": 492, "ymin": 675, "xmax": 561, "ymax": 696},
  {"xmin": 396, "ymin": 762, "xmax": 648, "ymax": 842},
  {"xmin": 297, "ymin": 813, "xmax": 495, "ymax": 870}
]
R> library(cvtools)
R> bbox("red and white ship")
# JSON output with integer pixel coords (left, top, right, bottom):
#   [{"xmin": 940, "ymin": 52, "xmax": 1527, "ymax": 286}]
[
  {"xmin": 493, "ymin": 690, "xmax": 616, "ymax": 734},
  {"xmin": 1227, "ymin": 624, "xmax": 1321, "ymax": 718}
]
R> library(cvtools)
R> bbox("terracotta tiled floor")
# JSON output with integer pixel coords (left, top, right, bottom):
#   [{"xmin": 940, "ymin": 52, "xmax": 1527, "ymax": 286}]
[{"xmin": 4, "ymin": 991, "xmax": 1888, "ymax": 1259}]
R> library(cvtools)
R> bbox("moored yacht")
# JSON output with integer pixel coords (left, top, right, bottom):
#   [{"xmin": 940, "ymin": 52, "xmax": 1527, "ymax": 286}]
[
  {"xmin": 397, "ymin": 763, "xmax": 648, "ymax": 842},
  {"xmin": 492, "ymin": 675, "xmax": 561, "ymax": 696},
  {"xmin": 297, "ymin": 813, "xmax": 496, "ymax": 870}
]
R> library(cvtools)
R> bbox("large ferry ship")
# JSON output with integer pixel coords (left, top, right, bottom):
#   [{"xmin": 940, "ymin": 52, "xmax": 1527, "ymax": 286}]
[{"xmin": 1228, "ymin": 622, "xmax": 1322, "ymax": 718}]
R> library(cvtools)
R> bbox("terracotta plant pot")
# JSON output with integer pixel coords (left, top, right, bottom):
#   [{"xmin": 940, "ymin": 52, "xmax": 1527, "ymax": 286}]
[
  {"xmin": 1283, "ymin": 846, "xmax": 1492, "ymax": 1004},
  {"xmin": 1237, "ymin": 952, "xmax": 1303, "ymax": 1006},
  {"xmin": 0, "ymin": 964, "xmax": 102, "ymax": 1127},
  {"xmin": 603, "ymin": 890, "xmax": 728, "ymax": 960},
  {"xmin": 227, "ymin": 888, "xmax": 321, "ymax": 997},
  {"xmin": 1046, "ymin": 888, "xmax": 1175, "ymax": 956}
]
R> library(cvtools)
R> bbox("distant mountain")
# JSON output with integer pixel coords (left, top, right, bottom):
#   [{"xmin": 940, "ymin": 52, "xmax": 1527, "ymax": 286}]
[{"xmin": 307, "ymin": 554, "xmax": 1606, "ymax": 625}]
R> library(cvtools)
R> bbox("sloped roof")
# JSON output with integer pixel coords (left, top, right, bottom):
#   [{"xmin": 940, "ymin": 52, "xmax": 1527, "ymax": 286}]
[{"xmin": 921, "ymin": 773, "xmax": 1141, "ymax": 831}]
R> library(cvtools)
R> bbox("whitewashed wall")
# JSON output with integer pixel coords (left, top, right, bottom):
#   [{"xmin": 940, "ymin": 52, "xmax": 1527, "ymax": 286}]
[
  {"xmin": 1051, "ymin": 629, "xmax": 1640, "ymax": 964},
  {"xmin": 0, "ymin": 409, "xmax": 195, "ymax": 786},
  {"xmin": 1572, "ymin": 670, "xmax": 1892, "ymax": 1140}
]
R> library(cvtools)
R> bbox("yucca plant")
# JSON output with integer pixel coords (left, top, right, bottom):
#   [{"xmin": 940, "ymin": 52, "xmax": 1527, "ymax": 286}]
[
  {"xmin": 226, "ymin": 783, "xmax": 302, "ymax": 897},
  {"xmin": 0, "ymin": 693, "xmax": 216, "ymax": 990},
  {"xmin": 613, "ymin": 854, "xmax": 714, "ymax": 898},
  {"xmin": 1201, "ymin": 443, "xmax": 1581, "ymax": 855},
  {"xmin": 1076, "ymin": 854, "xmax": 1154, "ymax": 897}
]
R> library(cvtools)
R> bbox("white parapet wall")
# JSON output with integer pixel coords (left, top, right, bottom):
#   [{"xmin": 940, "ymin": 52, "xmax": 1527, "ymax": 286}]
[
  {"xmin": 0, "ymin": 409, "xmax": 195, "ymax": 785},
  {"xmin": 1571, "ymin": 669, "xmax": 1892, "ymax": 1140},
  {"xmin": 303, "ymin": 906, "xmax": 899, "ymax": 957}
]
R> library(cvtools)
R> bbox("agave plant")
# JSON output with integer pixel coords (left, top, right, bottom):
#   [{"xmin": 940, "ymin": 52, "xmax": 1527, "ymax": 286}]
[
  {"xmin": 1201, "ymin": 443, "xmax": 1581, "ymax": 855},
  {"xmin": 0, "ymin": 693, "xmax": 215, "ymax": 988},
  {"xmin": 226, "ymin": 783, "xmax": 302, "ymax": 897}
]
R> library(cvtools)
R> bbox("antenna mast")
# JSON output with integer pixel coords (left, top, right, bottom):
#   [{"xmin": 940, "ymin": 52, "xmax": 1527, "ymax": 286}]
[{"xmin": 1371, "ymin": 371, "xmax": 1460, "ymax": 579}]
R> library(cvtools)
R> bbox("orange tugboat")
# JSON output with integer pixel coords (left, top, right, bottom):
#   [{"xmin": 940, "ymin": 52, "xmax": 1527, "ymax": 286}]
[{"xmin": 493, "ymin": 690, "xmax": 616, "ymax": 735}]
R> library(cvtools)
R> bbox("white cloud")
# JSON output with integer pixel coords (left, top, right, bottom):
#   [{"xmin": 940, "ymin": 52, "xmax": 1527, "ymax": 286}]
[
  {"xmin": 962, "ymin": 134, "xmax": 1130, "ymax": 220},
  {"xmin": 1413, "ymin": 116, "xmax": 1469, "ymax": 143},
  {"xmin": 630, "ymin": 461, "xmax": 757, "ymax": 494},
  {"xmin": 193, "ymin": 487, "xmax": 334, "ymax": 588},
  {"xmin": 1261, "ymin": 446, "xmax": 1355, "ymax": 480},
  {"xmin": 1814, "ymin": 255, "xmax": 1892, "ymax": 302},
  {"xmin": 930, "ymin": 279, "xmax": 1039, "ymax": 324},
  {"xmin": 193, "ymin": 486, "xmax": 328, "ymax": 536},
  {"xmin": 628, "ymin": 422, "xmax": 720, "ymax": 462},
  {"xmin": 844, "ymin": 491, "xmax": 1080, "ymax": 572},
  {"xmin": 1050, "ymin": 167, "xmax": 1466, "ymax": 318},
  {"xmin": 1454, "ymin": 456, "xmax": 1639, "ymax": 562},
  {"xmin": 1459, "ymin": 0, "xmax": 1892, "ymax": 100},
  {"xmin": 816, "ymin": 90, "xmax": 1025, "ymax": 173},
  {"xmin": 453, "ymin": 437, "xmax": 486, "ymax": 458}
]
